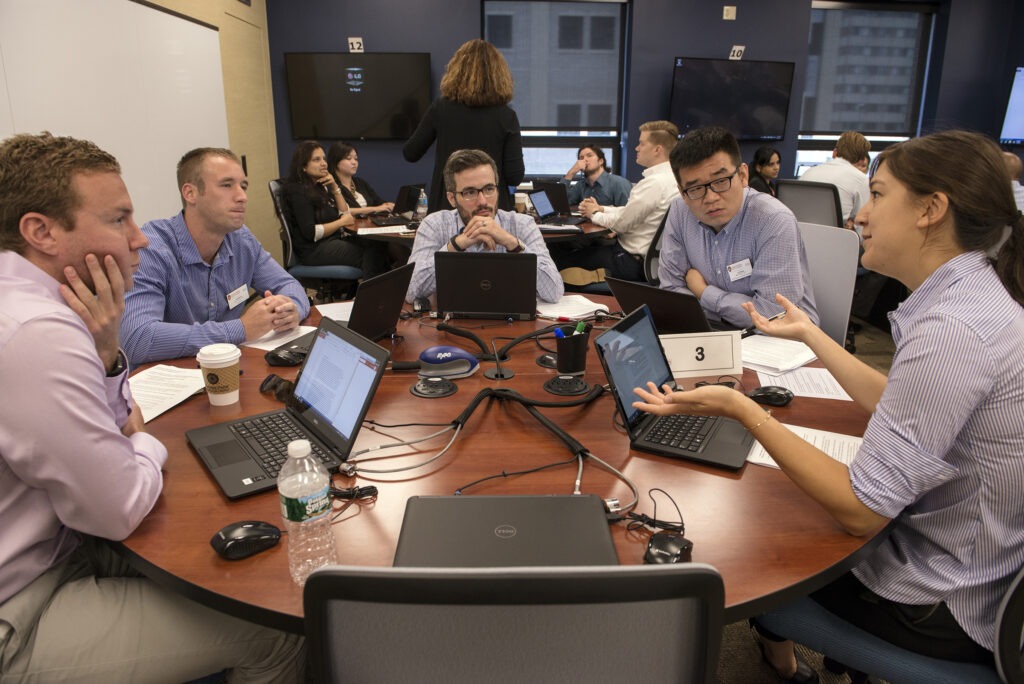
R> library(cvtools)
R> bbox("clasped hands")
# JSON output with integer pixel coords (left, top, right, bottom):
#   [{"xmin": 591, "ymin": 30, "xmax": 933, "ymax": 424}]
[{"xmin": 455, "ymin": 215, "xmax": 518, "ymax": 252}]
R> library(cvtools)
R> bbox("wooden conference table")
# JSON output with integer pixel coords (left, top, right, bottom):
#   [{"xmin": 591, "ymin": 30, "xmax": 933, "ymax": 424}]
[{"xmin": 118, "ymin": 301, "xmax": 885, "ymax": 634}]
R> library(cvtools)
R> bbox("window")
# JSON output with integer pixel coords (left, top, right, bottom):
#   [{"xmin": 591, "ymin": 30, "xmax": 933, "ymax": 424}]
[
  {"xmin": 484, "ymin": 1, "xmax": 626, "ymax": 177},
  {"xmin": 800, "ymin": 3, "xmax": 933, "ymax": 136}
]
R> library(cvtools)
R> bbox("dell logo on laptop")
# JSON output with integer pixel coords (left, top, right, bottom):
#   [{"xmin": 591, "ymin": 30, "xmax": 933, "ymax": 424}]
[{"xmin": 494, "ymin": 524, "xmax": 517, "ymax": 539}]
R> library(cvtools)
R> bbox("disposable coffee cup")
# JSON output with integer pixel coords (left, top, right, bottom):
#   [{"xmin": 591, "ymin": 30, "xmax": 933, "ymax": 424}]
[
  {"xmin": 197, "ymin": 343, "xmax": 242, "ymax": 406},
  {"xmin": 514, "ymin": 192, "xmax": 528, "ymax": 213},
  {"xmin": 554, "ymin": 326, "xmax": 589, "ymax": 376}
]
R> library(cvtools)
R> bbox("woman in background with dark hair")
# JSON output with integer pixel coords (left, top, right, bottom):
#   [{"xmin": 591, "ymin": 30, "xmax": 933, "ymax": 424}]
[
  {"xmin": 282, "ymin": 141, "xmax": 387, "ymax": 277},
  {"xmin": 749, "ymin": 145, "xmax": 781, "ymax": 196},
  {"xmin": 327, "ymin": 141, "xmax": 394, "ymax": 218},
  {"xmin": 635, "ymin": 130, "xmax": 1024, "ymax": 681},
  {"xmin": 403, "ymin": 39, "xmax": 524, "ymax": 213}
]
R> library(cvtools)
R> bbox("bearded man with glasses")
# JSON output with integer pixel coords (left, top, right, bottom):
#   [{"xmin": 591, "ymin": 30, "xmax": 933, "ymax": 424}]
[
  {"xmin": 658, "ymin": 126, "xmax": 818, "ymax": 328},
  {"xmin": 406, "ymin": 148, "xmax": 563, "ymax": 303}
]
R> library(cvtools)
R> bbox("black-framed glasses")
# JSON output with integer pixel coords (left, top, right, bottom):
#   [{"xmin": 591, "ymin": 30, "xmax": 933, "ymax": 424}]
[
  {"xmin": 453, "ymin": 184, "xmax": 499, "ymax": 201},
  {"xmin": 680, "ymin": 167, "xmax": 741, "ymax": 201}
]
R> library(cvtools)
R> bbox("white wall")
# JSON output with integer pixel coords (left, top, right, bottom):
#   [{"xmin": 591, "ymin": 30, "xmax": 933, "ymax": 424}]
[{"xmin": 0, "ymin": 0, "xmax": 229, "ymax": 224}]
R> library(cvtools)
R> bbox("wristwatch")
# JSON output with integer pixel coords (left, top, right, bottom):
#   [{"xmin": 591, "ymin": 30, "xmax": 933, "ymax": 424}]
[
  {"xmin": 106, "ymin": 348, "xmax": 128, "ymax": 377},
  {"xmin": 508, "ymin": 239, "xmax": 525, "ymax": 254}
]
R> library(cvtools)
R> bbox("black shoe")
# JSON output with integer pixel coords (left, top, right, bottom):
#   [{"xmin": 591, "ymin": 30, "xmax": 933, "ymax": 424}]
[{"xmin": 754, "ymin": 635, "xmax": 820, "ymax": 683}]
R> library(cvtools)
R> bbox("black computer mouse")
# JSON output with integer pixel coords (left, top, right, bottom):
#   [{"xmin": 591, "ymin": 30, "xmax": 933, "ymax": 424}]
[
  {"xmin": 264, "ymin": 348, "xmax": 305, "ymax": 367},
  {"xmin": 210, "ymin": 520, "xmax": 281, "ymax": 560},
  {"xmin": 643, "ymin": 531, "xmax": 693, "ymax": 564},
  {"xmin": 748, "ymin": 385, "xmax": 794, "ymax": 407}
]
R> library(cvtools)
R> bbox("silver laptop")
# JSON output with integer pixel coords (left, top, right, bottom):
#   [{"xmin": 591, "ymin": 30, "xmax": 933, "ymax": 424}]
[
  {"xmin": 593, "ymin": 305, "xmax": 753, "ymax": 470},
  {"xmin": 434, "ymin": 251, "xmax": 537, "ymax": 320},
  {"xmin": 393, "ymin": 495, "xmax": 618, "ymax": 567},
  {"xmin": 187, "ymin": 317, "xmax": 388, "ymax": 499}
]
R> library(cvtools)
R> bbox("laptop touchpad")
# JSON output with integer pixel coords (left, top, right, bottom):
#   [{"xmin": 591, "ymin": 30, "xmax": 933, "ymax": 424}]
[{"xmin": 207, "ymin": 441, "xmax": 250, "ymax": 467}]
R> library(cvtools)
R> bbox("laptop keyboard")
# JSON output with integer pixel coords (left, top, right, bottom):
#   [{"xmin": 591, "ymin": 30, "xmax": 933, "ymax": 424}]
[
  {"xmin": 645, "ymin": 414, "xmax": 715, "ymax": 452},
  {"xmin": 230, "ymin": 413, "xmax": 334, "ymax": 478}
]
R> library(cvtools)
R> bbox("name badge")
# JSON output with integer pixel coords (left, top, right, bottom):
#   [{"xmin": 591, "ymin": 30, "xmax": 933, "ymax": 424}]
[
  {"xmin": 226, "ymin": 284, "xmax": 249, "ymax": 310},
  {"xmin": 727, "ymin": 258, "xmax": 752, "ymax": 282},
  {"xmin": 659, "ymin": 331, "xmax": 743, "ymax": 379}
]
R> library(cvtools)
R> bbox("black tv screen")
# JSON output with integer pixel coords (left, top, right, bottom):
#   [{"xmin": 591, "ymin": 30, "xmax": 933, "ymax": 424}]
[
  {"xmin": 669, "ymin": 57, "xmax": 795, "ymax": 141},
  {"xmin": 999, "ymin": 67, "xmax": 1024, "ymax": 146},
  {"xmin": 284, "ymin": 52, "xmax": 432, "ymax": 140}
]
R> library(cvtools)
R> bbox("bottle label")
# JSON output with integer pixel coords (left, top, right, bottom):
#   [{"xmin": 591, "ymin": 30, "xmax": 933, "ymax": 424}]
[{"xmin": 280, "ymin": 485, "xmax": 331, "ymax": 523}]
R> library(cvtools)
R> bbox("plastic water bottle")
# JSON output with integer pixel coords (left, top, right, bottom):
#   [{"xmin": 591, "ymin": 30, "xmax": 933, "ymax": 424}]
[
  {"xmin": 414, "ymin": 188, "xmax": 428, "ymax": 220},
  {"xmin": 278, "ymin": 439, "xmax": 336, "ymax": 585}
]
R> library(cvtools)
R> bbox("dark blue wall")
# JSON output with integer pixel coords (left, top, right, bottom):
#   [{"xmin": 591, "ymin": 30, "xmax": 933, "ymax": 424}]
[{"xmin": 266, "ymin": 0, "xmax": 1024, "ymax": 198}]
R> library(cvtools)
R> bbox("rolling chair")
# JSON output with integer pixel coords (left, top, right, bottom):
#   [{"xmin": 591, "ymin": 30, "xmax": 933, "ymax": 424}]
[
  {"xmin": 797, "ymin": 221, "xmax": 860, "ymax": 346},
  {"xmin": 643, "ymin": 210, "xmax": 670, "ymax": 285},
  {"xmin": 756, "ymin": 563, "xmax": 1024, "ymax": 684},
  {"xmin": 268, "ymin": 179, "xmax": 361, "ymax": 301},
  {"xmin": 304, "ymin": 563, "xmax": 725, "ymax": 684},
  {"xmin": 776, "ymin": 179, "xmax": 844, "ymax": 228}
]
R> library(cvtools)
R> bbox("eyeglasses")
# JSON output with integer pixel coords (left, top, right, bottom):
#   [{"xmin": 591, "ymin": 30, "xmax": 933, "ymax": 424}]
[
  {"xmin": 680, "ymin": 167, "xmax": 741, "ymax": 201},
  {"xmin": 453, "ymin": 184, "xmax": 499, "ymax": 201}
]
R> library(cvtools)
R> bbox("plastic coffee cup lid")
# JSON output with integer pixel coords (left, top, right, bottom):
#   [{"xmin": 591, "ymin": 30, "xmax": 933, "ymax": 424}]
[{"xmin": 196, "ymin": 343, "xmax": 241, "ymax": 365}]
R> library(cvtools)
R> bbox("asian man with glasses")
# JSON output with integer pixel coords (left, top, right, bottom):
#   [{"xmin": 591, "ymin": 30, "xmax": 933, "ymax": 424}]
[
  {"xmin": 658, "ymin": 126, "xmax": 819, "ymax": 328},
  {"xmin": 405, "ymin": 148, "xmax": 563, "ymax": 303}
]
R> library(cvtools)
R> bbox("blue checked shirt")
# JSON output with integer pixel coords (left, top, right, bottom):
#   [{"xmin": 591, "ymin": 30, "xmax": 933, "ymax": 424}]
[{"xmin": 850, "ymin": 251, "xmax": 1024, "ymax": 651}]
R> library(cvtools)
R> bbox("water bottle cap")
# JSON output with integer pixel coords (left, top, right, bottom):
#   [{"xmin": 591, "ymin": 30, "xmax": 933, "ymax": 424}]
[{"xmin": 287, "ymin": 439, "xmax": 312, "ymax": 458}]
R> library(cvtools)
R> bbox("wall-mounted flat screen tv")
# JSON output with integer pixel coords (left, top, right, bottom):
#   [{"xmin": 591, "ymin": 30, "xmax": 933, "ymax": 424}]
[
  {"xmin": 999, "ymin": 67, "xmax": 1024, "ymax": 146},
  {"xmin": 669, "ymin": 57, "xmax": 795, "ymax": 141},
  {"xmin": 284, "ymin": 52, "xmax": 432, "ymax": 140}
]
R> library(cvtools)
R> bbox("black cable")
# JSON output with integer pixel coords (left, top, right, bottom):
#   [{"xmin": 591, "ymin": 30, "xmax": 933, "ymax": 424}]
[
  {"xmin": 615, "ymin": 488, "xmax": 685, "ymax": 533},
  {"xmin": 453, "ymin": 454, "xmax": 580, "ymax": 495},
  {"xmin": 363, "ymin": 418, "xmax": 452, "ymax": 429}
]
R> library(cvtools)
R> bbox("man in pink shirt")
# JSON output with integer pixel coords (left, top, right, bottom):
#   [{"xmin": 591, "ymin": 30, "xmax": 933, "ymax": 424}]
[{"xmin": 0, "ymin": 133, "xmax": 304, "ymax": 682}]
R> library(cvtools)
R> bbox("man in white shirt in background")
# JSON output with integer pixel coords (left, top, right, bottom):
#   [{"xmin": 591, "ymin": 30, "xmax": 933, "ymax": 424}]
[
  {"xmin": 555, "ymin": 120, "xmax": 679, "ymax": 284},
  {"xmin": 800, "ymin": 130, "xmax": 871, "ymax": 229}
]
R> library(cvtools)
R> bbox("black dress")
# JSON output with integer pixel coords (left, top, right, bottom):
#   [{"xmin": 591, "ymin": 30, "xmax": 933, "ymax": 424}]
[
  {"xmin": 282, "ymin": 181, "xmax": 388, "ymax": 278},
  {"xmin": 403, "ymin": 97, "xmax": 525, "ymax": 213}
]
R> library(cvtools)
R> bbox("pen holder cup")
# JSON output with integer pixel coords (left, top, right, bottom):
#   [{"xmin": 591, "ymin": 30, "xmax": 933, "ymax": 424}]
[{"xmin": 555, "ymin": 327, "xmax": 590, "ymax": 376}]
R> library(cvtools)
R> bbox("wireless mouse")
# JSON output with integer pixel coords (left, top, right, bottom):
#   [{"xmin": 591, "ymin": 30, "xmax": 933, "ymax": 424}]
[
  {"xmin": 748, "ymin": 385, "xmax": 795, "ymax": 407},
  {"xmin": 210, "ymin": 520, "xmax": 281, "ymax": 560},
  {"xmin": 265, "ymin": 347, "xmax": 305, "ymax": 367},
  {"xmin": 643, "ymin": 531, "xmax": 693, "ymax": 564},
  {"xmin": 418, "ymin": 345, "xmax": 480, "ymax": 379}
]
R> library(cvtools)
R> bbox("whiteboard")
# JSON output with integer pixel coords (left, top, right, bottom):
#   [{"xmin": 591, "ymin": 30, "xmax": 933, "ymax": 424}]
[{"xmin": 0, "ymin": 0, "xmax": 229, "ymax": 225}]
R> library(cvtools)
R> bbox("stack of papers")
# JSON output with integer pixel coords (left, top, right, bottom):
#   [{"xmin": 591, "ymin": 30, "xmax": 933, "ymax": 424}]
[
  {"xmin": 358, "ymin": 225, "xmax": 416, "ymax": 236},
  {"xmin": 536, "ymin": 295, "xmax": 609, "ymax": 320},
  {"xmin": 128, "ymin": 365, "xmax": 205, "ymax": 423},
  {"xmin": 742, "ymin": 336, "xmax": 816, "ymax": 373},
  {"xmin": 755, "ymin": 368, "xmax": 852, "ymax": 401},
  {"xmin": 747, "ymin": 424, "xmax": 863, "ymax": 469},
  {"xmin": 241, "ymin": 325, "xmax": 317, "ymax": 351}
]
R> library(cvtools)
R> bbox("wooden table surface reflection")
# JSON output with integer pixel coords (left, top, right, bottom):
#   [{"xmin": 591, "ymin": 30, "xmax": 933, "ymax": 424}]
[{"xmin": 118, "ymin": 300, "xmax": 884, "ymax": 633}]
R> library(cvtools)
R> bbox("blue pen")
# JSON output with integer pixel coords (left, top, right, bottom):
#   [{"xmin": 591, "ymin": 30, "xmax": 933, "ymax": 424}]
[{"xmin": 553, "ymin": 328, "xmax": 566, "ymax": 339}]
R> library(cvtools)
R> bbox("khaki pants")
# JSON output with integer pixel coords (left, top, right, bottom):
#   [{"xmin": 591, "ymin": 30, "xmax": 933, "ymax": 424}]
[{"xmin": 0, "ymin": 537, "xmax": 304, "ymax": 683}]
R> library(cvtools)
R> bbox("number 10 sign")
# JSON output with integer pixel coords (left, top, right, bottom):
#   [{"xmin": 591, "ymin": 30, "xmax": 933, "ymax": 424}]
[{"xmin": 660, "ymin": 330, "xmax": 743, "ymax": 379}]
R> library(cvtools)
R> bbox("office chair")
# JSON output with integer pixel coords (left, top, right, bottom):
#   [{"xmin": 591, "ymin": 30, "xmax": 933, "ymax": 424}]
[
  {"xmin": 756, "ymin": 563, "xmax": 1024, "ymax": 684},
  {"xmin": 643, "ymin": 210, "xmax": 670, "ymax": 285},
  {"xmin": 304, "ymin": 563, "xmax": 725, "ymax": 684},
  {"xmin": 268, "ymin": 179, "xmax": 361, "ymax": 301},
  {"xmin": 776, "ymin": 179, "xmax": 845, "ymax": 228},
  {"xmin": 797, "ymin": 221, "xmax": 860, "ymax": 346}
]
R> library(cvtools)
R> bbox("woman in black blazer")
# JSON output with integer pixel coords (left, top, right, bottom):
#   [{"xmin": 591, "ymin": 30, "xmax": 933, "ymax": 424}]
[
  {"xmin": 749, "ymin": 145, "xmax": 781, "ymax": 197},
  {"xmin": 327, "ymin": 141, "xmax": 394, "ymax": 218},
  {"xmin": 403, "ymin": 39, "xmax": 524, "ymax": 213}
]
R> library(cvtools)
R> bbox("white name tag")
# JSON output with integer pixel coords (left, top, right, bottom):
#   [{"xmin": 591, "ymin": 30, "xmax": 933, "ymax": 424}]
[
  {"xmin": 727, "ymin": 258, "xmax": 752, "ymax": 282},
  {"xmin": 659, "ymin": 330, "xmax": 743, "ymax": 379},
  {"xmin": 226, "ymin": 284, "xmax": 249, "ymax": 310}
]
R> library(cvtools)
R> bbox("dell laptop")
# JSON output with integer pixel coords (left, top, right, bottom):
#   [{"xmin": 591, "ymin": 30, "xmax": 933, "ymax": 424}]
[
  {"xmin": 393, "ymin": 495, "xmax": 618, "ymax": 567},
  {"xmin": 529, "ymin": 187, "xmax": 584, "ymax": 226},
  {"xmin": 187, "ymin": 317, "xmax": 389, "ymax": 499},
  {"xmin": 371, "ymin": 184, "xmax": 424, "ymax": 226},
  {"xmin": 605, "ymin": 277, "xmax": 716, "ymax": 335},
  {"xmin": 434, "ymin": 251, "xmax": 537, "ymax": 320},
  {"xmin": 272, "ymin": 262, "xmax": 414, "ymax": 360},
  {"xmin": 593, "ymin": 305, "xmax": 754, "ymax": 470}
]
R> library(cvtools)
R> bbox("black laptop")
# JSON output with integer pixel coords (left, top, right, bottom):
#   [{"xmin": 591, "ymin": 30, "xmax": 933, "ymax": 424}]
[
  {"xmin": 271, "ymin": 263, "xmax": 414, "ymax": 359},
  {"xmin": 434, "ymin": 251, "xmax": 537, "ymax": 320},
  {"xmin": 187, "ymin": 317, "xmax": 389, "ymax": 499},
  {"xmin": 371, "ymin": 184, "xmax": 424, "ymax": 226},
  {"xmin": 532, "ymin": 180, "xmax": 582, "ymax": 217},
  {"xmin": 593, "ymin": 305, "xmax": 753, "ymax": 470},
  {"xmin": 605, "ymin": 277, "xmax": 716, "ymax": 334},
  {"xmin": 393, "ymin": 495, "xmax": 618, "ymax": 567},
  {"xmin": 529, "ymin": 187, "xmax": 584, "ymax": 226}
]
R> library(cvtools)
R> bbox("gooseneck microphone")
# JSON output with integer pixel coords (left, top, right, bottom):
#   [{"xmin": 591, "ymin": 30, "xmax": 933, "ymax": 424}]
[{"xmin": 483, "ymin": 339, "xmax": 514, "ymax": 380}]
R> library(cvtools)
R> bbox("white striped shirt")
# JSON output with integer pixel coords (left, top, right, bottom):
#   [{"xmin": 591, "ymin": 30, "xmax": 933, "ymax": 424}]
[{"xmin": 851, "ymin": 250, "xmax": 1024, "ymax": 651}]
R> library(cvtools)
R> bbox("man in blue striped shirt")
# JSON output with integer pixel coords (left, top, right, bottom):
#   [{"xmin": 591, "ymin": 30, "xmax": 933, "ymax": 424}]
[
  {"xmin": 121, "ymin": 148, "xmax": 309, "ymax": 365},
  {"xmin": 658, "ymin": 126, "xmax": 818, "ymax": 328}
]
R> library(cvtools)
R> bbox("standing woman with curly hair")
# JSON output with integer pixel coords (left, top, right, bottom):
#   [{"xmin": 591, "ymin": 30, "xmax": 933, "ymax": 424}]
[{"xmin": 403, "ymin": 39, "xmax": 524, "ymax": 213}]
